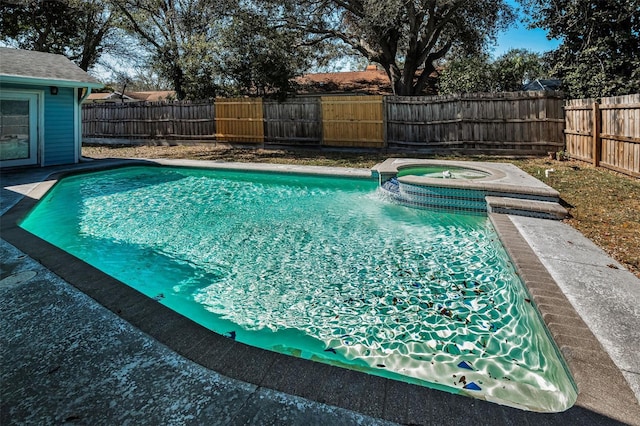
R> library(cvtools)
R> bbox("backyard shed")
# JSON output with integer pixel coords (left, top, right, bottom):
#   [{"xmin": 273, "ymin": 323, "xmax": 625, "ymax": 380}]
[{"xmin": 0, "ymin": 47, "xmax": 103, "ymax": 167}]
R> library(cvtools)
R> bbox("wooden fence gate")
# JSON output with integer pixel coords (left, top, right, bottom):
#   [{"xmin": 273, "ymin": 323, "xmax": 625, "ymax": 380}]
[
  {"xmin": 215, "ymin": 98, "xmax": 264, "ymax": 143},
  {"xmin": 320, "ymin": 95, "xmax": 385, "ymax": 148}
]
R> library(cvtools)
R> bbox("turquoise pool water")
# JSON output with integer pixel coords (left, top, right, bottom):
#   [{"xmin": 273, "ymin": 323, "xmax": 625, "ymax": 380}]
[{"xmin": 20, "ymin": 166, "xmax": 576, "ymax": 412}]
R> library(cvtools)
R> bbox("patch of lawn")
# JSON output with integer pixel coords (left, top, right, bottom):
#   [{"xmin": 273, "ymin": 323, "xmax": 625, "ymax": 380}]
[{"xmin": 83, "ymin": 145, "xmax": 640, "ymax": 277}]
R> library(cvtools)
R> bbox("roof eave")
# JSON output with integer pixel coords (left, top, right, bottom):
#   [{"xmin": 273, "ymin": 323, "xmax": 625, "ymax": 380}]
[{"xmin": 0, "ymin": 74, "xmax": 103, "ymax": 89}]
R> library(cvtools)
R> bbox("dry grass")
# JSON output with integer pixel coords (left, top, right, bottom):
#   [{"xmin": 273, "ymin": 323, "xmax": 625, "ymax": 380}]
[{"xmin": 83, "ymin": 144, "xmax": 640, "ymax": 278}]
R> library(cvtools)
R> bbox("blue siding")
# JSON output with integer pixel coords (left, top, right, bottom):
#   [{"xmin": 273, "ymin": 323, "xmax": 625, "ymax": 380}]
[
  {"xmin": 1, "ymin": 83, "xmax": 77, "ymax": 166},
  {"xmin": 43, "ymin": 87, "xmax": 75, "ymax": 166}
]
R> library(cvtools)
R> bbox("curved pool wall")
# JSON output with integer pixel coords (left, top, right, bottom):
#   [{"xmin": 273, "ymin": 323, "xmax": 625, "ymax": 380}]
[
  {"xmin": 381, "ymin": 178, "xmax": 488, "ymax": 215},
  {"xmin": 373, "ymin": 159, "xmax": 568, "ymax": 219},
  {"xmin": 12, "ymin": 161, "xmax": 576, "ymax": 407}
]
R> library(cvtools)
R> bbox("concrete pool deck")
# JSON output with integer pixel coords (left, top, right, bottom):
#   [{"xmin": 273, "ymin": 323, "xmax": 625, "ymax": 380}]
[{"xmin": 1, "ymin": 158, "xmax": 639, "ymax": 425}]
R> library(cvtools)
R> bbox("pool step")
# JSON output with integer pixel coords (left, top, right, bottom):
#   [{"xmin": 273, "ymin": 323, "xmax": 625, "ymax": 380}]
[{"xmin": 486, "ymin": 196, "xmax": 568, "ymax": 220}]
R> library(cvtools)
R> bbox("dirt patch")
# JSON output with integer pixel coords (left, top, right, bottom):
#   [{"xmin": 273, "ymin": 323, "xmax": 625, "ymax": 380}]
[{"xmin": 83, "ymin": 145, "xmax": 640, "ymax": 278}]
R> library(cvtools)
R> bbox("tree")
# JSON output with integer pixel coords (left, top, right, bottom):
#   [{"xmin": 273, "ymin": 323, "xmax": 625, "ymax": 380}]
[
  {"xmin": 437, "ymin": 53, "xmax": 494, "ymax": 94},
  {"xmin": 71, "ymin": 0, "xmax": 119, "ymax": 71},
  {"xmin": 521, "ymin": 0, "xmax": 640, "ymax": 98},
  {"xmin": 492, "ymin": 49, "xmax": 548, "ymax": 91},
  {"xmin": 217, "ymin": 11, "xmax": 297, "ymax": 97},
  {"xmin": 112, "ymin": 0, "xmax": 228, "ymax": 100},
  {"xmin": 216, "ymin": 4, "xmax": 335, "ymax": 98},
  {"xmin": 437, "ymin": 49, "xmax": 548, "ymax": 94},
  {"xmin": 0, "ymin": 0, "xmax": 120, "ymax": 71},
  {"xmin": 105, "ymin": 66, "xmax": 172, "ymax": 92},
  {"xmin": 276, "ymin": 0, "xmax": 515, "ymax": 95}
]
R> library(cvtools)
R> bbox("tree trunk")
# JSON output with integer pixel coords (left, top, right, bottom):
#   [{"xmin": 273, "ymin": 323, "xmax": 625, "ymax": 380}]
[
  {"xmin": 172, "ymin": 65, "xmax": 187, "ymax": 100},
  {"xmin": 382, "ymin": 63, "xmax": 409, "ymax": 95}
]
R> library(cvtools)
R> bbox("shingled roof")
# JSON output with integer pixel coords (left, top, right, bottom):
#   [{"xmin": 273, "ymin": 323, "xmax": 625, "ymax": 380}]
[
  {"xmin": 124, "ymin": 90, "xmax": 176, "ymax": 102},
  {"xmin": 295, "ymin": 64, "xmax": 438, "ymax": 95},
  {"xmin": 295, "ymin": 65, "xmax": 393, "ymax": 95},
  {"xmin": 0, "ymin": 47, "xmax": 102, "ymax": 88}
]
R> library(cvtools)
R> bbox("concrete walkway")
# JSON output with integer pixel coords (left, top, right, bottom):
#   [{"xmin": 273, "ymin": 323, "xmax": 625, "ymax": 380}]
[
  {"xmin": 1, "ymin": 239, "xmax": 392, "ymax": 425},
  {"xmin": 511, "ymin": 216, "xmax": 640, "ymax": 401},
  {"xmin": 1, "ymin": 159, "xmax": 639, "ymax": 425}
]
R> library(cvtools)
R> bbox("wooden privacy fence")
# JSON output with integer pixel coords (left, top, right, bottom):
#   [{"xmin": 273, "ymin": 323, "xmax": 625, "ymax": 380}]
[
  {"xmin": 263, "ymin": 97, "xmax": 322, "ymax": 147},
  {"xmin": 565, "ymin": 94, "xmax": 640, "ymax": 177},
  {"xmin": 83, "ymin": 92, "xmax": 565, "ymax": 155},
  {"xmin": 83, "ymin": 101, "xmax": 215, "ymax": 141},
  {"xmin": 386, "ymin": 92, "xmax": 564, "ymax": 155}
]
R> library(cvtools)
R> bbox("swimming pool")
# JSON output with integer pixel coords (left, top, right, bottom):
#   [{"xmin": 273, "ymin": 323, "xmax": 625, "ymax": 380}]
[{"xmin": 20, "ymin": 165, "xmax": 576, "ymax": 412}]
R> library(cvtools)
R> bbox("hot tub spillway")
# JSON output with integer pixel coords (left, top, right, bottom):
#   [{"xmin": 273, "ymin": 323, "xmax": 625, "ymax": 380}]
[{"xmin": 381, "ymin": 178, "xmax": 400, "ymax": 195}]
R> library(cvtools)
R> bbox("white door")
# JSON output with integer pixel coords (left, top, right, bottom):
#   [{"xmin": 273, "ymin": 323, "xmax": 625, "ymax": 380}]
[{"xmin": 0, "ymin": 91, "xmax": 40, "ymax": 167}]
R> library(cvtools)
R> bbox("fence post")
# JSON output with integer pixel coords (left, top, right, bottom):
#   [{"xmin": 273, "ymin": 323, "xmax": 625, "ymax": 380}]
[
  {"xmin": 382, "ymin": 96, "xmax": 388, "ymax": 150},
  {"xmin": 592, "ymin": 101, "xmax": 601, "ymax": 167}
]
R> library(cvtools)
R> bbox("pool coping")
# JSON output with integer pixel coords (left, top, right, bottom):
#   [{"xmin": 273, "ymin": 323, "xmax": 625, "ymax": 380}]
[{"xmin": 1, "ymin": 159, "xmax": 639, "ymax": 425}]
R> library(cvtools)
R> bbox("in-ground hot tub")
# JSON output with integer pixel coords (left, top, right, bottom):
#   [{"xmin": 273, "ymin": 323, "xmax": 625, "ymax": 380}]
[{"xmin": 374, "ymin": 159, "xmax": 568, "ymax": 219}]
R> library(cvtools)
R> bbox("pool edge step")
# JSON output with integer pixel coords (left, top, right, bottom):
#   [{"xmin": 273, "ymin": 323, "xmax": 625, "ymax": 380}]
[{"xmin": 486, "ymin": 196, "xmax": 568, "ymax": 220}]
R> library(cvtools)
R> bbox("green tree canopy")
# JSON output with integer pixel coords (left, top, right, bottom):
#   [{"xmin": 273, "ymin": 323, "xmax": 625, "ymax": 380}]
[
  {"xmin": 274, "ymin": 0, "xmax": 515, "ymax": 96},
  {"xmin": 112, "ymin": 0, "xmax": 229, "ymax": 100},
  {"xmin": 215, "ymin": 4, "xmax": 335, "ymax": 98},
  {"xmin": 113, "ymin": 0, "xmax": 332, "ymax": 99},
  {"xmin": 492, "ymin": 48, "xmax": 548, "ymax": 92},
  {"xmin": 437, "ymin": 53, "xmax": 494, "ymax": 94},
  {"xmin": 0, "ymin": 0, "xmax": 120, "ymax": 71},
  {"xmin": 521, "ymin": 0, "xmax": 640, "ymax": 98},
  {"xmin": 438, "ymin": 49, "xmax": 549, "ymax": 94}
]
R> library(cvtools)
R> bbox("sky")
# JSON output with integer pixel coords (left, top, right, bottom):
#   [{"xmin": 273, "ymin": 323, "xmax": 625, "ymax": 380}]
[
  {"xmin": 491, "ymin": 0, "xmax": 561, "ymax": 58},
  {"xmin": 492, "ymin": 21, "xmax": 561, "ymax": 58}
]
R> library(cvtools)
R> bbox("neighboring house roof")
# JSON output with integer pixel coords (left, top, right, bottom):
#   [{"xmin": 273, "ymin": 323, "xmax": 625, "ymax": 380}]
[
  {"xmin": 124, "ymin": 91, "xmax": 176, "ymax": 102},
  {"xmin": 83, "ymin": 90, "xmax": 176, "ymax": 103},
  {"xmin": 295, "ymin": 65, "xmax": 393, "ymax": 95},
  {"xmin": 0, "ymin": 47, "xmax": 102, "ymax": 89},
  {"xmin": 84, "ymin": 91, "xmax": 135, "ymax": 102},
  {"xmin": 295, "ymin": 64, "xmax": 438, "ymax": 95},
  {"xmin": 523, "ymin": 79, "xmax": 562, "ymax": 91},
  {"xmin": 86, "ymin": 92, "xmax": 114, "ymax": 101}
]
